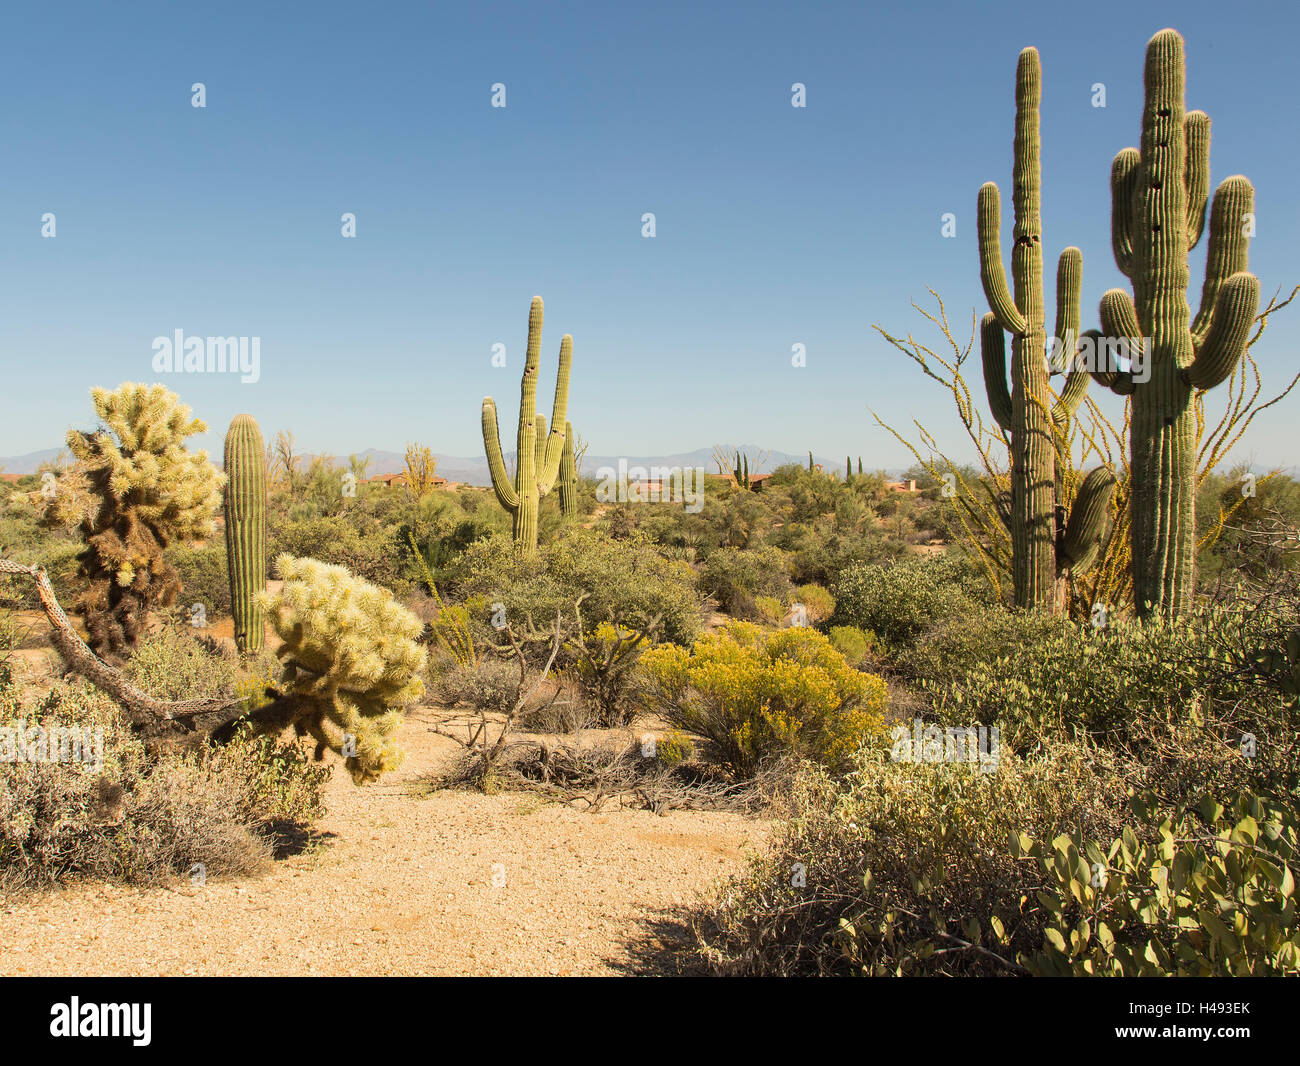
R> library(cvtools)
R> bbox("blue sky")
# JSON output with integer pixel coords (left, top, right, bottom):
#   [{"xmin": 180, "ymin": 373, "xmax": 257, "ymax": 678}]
[{"xmin": 2, "ymin": 0, "xmax": 1297, "ymax": 471}]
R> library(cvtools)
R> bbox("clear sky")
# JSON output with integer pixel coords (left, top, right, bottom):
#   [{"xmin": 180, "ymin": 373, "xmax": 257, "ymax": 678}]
[{"xmin": 2, "ymin": 0, "xmax": 1297, "ymax": 471}]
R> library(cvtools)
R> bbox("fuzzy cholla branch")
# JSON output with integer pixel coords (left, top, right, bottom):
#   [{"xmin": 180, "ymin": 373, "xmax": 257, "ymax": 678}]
[
  {"xmin": 43, "ymin": 382, "xmax": 225, "ymax": 658},
  {"xmin": 263, "ymin": 554, "xmax": 427, "ymax": 784},
  {"xmin": 61, "ymin": 383, "xmax": 224, "ymax": 538}
]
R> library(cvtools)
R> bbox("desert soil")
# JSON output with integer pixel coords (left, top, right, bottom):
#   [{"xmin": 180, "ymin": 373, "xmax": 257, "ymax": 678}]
[{"xmin": 0, "ymin": 702, "xmax": 769, "ymax": 977}]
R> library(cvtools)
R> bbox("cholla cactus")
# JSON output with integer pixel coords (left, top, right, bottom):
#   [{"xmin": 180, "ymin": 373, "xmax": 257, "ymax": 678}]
[
  {"xmin": 45, "ymin": 383, "xmax": 224, "ymax": 658},
  {"xmin": 262, "ymin": 554, "xmax": 427, "ymax": 784}
]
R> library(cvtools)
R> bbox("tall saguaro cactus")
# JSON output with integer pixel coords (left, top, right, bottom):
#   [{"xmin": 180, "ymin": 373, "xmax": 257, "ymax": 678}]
[
  {"xmin": 1091, "ymin": 29, "xmax": 1259, "ymax": 618},
  {"xmin": 977, "ymin": 46, "xmax": 1116, "ymax": 609},
  {"xmin": 223, "ymin": 414, "xmax": 268, "ymax": 652},
  {"xmin": 482, "ymin": 296, "xmax": 572, "ymax": 553}
]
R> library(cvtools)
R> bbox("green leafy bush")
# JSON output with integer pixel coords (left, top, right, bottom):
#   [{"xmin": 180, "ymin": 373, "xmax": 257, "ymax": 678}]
[
  {"xmin": 828, "ymin": 625, "xmax": 874, "ymax": 666},
  {"xmin": 902, "ymin": 601, "xmax": 1298, "ymax": 798},
  {"xmin": 166, "ymin": 542, "xmax": 232, "ymax": 618},
  {"xmin": 700, "ymin": 546, "xmax": 791, "ymax": 619},
  {"xmin": 0, "ymin": 678, "xmax": 328, "ymax": 894},
  {"xmin": 694, "ymin": 744, "xmax": 1124, "ymax": 975},
  {"xmin": 443, "ymin": 528, "xmax": 704, "ymax": 647},
  {"xmin": 773, "ymin": 520, "xmax": 906, "ymax": 588},
  {"xmin": 1017, "ymin": 790, "xmax": 1299, "ymax": 976},
  {"xmin": 640, "ymin": 622, "xmax": 888, "ymax": 778},
  {"xmin": 754, "ymin": 595, "xmax": 784, "ymax": 625},
  {"xmin": 124, "ymin": 625, "xmax": 238, "ymax": 701},
  {"xmin": 270, "ymin": 513, "xmax": 412, "ymax": 597},
  {"xmin": 791, "ymin": 584, "xmax": 834, "ymax": 625},
  {"xmin": 831, "ymin": 556, "xmax": 977, "ymax": 647}
]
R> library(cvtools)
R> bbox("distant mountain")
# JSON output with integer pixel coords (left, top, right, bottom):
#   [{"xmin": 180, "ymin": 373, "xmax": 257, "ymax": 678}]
[
  {"xmin": 347, "ymin": 446, "xmax": 899, "ymax": 487},
  {"xmin": 0, "ymin": 443, "xmax": 905, "ymax": 484},
  {"xmin": 0, "ymin": 448, "xmax": 65, "ymax": 475}
]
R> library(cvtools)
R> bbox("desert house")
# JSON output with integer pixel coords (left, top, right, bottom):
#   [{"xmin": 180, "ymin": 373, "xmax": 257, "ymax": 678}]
[{"xmin": 364, "ymin": 471, "xmax": 448, "ymax": 490}]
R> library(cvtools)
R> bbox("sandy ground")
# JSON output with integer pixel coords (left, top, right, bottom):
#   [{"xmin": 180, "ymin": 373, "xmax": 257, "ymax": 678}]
[{"xmin": 0, "ymin": 703, "xmax": 769, "ymax": 977}]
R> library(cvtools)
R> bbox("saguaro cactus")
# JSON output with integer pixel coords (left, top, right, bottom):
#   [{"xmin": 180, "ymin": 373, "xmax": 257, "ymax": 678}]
[
  {"xmin": 558, "ymin": 421, "xmax": 578, "ymax": 517},
  {"xmin": 224, "ymin": 414, "xmax": 267, "ymax": 652},
  {"xmin": 482, "ymin": 296, "xmax": 572, "ymax": 553},
  {"xmin": 1089, "ymin": 29, "xmax": 1259, "ymax": 618},
  {"xmin": 978, "ymin": 46, "xmax": 1115, "ymax": 610}
]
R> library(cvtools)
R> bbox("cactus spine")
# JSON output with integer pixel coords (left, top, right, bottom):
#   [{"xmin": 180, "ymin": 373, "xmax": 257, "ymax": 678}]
[
  {"xmin": 558, "ymin": 421, "xmax": 578, "ymax": 517},
  {"xmin": 1091, "ymin": 29, "xmax": 1259, "ymax": 618},
  {"xmin": 978, "ymin": 46, "xmax": 1115, "ymax": 610},
  {"xmin": 482, "ymin": 296, "xmax": 572, "ymax": 553},
  {"xmin": 223, "ymin": 414, "xmax": 267, "ymax": 652}
]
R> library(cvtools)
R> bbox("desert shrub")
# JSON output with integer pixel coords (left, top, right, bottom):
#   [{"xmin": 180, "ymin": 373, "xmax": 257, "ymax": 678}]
[
  {"xmin": 656, "ymin": 728, "xmax": 696, "ymax": 767},
  {"xmin": 774, "ymin": 521, "xmax": 907, "ymax": 588},
  {"xmin": 1, "ymin": 489, "xmax": 84, "ymax": 603},
  {"xmin": 828, "ymin": 625, "xmax": 873, "ymax": 666},
  {"xmin": 790, "ymin": 584, "xmax": 834, "ymax": 625},
  {"xmin": 831, "ymin": 556, "xmax": 978, "ymax": 648},
  {"xmin": 754, "ymin": 595, "xmax": 784, "ymax": 625},
  {"xmin": 270, "ymin": 513, "xmax": 411, "ymax": 597},
  {"xmin": 166, "ymin": 541, "xmax": 232, "ymax": 618},
  {"xmin": 0, "ymin": 679, "xmax": 328, "ymax": 894},
  {"xmin": 901, "ymin": 601, "xmax": 1297, "ymax": 797},
  {"xmin": 640, "ymin": 622, "xmax": 888, "ymax": 779},
  {"xmin": 565, "ymin": 617, "xmax": 657, "ymax": 727},
  {"xmin": 429, "ymin": 653, "xmax": 522, "ymax": 715},
  {"xmin": 694, "ymin": 743, "xmax": 1125, "ymax": 975},
  {"xmin": 124, "ymin": 626, "xmax": 237, "ymax": 701},
  {"xmin": 0, "ymin": 608, "xmax": 22, "ymax": 691},
  {"xmin": 1018, "ymin": 790, "xmax": 1299, "ymax": 976},
  {"xmin": 442, "ymin": 528, "xmax": 704, "ymax": 647},
  {"xmin": 700, "ymin": 546, "xmax": 791, "ymax": 619}
]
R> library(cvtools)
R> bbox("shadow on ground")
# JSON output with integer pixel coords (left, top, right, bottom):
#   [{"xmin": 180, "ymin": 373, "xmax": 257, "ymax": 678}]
[{"xmin": 607, "ymin": 907, "xmax": 713, "ymax": 976}]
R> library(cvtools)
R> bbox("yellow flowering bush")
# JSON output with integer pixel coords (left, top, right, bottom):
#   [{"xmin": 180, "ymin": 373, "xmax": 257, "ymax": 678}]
[{"xmin": 640, "ymin": 621, "xmax": 888, "ymax": 778}]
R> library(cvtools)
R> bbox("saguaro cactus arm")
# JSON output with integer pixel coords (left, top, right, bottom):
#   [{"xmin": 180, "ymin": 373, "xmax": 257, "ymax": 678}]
[
  {"xmin": 482, "ymin": 398, "xmax": 520, "ymax": 510},
  {"xmin": 535, "ymin": 413, "xmax": 548, "ymax": 470},
  {"xmin": 536, "ymin": 334, "xmax": 572, "ymax": 496},
  {"xmin": 1057, "ymin": 466, "xmax": 1118, "ymax": 574},
  {"xmin": 558, "ymin": 421, "xmax": 578, "ymax": 518},
  {"xmin": 1185, "ymin": 272, "xmax": 1260, "ymax": 389},
  {"xmin": 977, "ymin": 183, "xmax": 1028, "ymax": 336},
  {"xmin": 1192, "ymin": 176, "xmax": 1254, "ymax": 339},
  {"xmin": 1100, "ymin": 289, "xmax": 1144, "ymax": 355},
  {"xmin": 1051, "ymin": 249, "xmax": 1082, "ymax": 364},
  {"xmin": 1184, "ymin": 111, "xmax": 1212, "ymax": 248},
  {"xmin": 1082, "ymin": 327, "xmax": 1136, "ymax": 395},
  {"xmin": 1110, "ymin": 149, "xmax": 1141, "ymax": 279},
  {"xmin": 980, "ymin": 313, "xmax": 1013, "ymax": 432},
  {"xmin": 1050, "ymin": 247, "xmax": 1090, "ymax": 423}
]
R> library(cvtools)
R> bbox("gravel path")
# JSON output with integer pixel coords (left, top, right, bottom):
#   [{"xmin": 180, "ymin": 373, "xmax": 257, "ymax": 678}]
[{"xmin": 0, "ymin": 707, "xmax": 768, "ymax": 976}]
